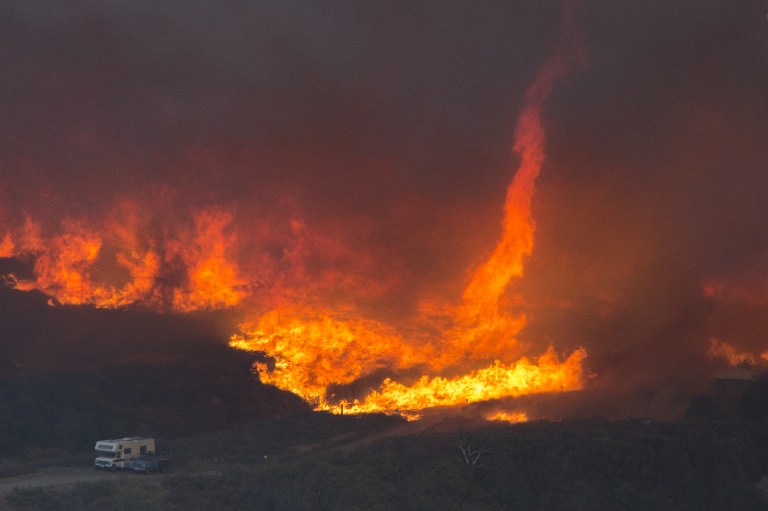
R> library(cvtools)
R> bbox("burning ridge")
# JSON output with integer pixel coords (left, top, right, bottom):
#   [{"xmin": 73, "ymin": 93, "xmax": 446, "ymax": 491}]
[
  {"xmin": 229, "ymin": 27, "xmax": 588, "ymax": 418},
  {"xmin": 0, "ymin": 9, "xmax": 591, "ymax": 421}
]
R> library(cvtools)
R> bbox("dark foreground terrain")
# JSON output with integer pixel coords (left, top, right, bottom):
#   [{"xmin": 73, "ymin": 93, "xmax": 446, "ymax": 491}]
[
  {"xmin": 0, "ymin": 375, "xmax": 767, "ymax": 511},
  {"xmin": 0, "ymin": 288, "xmax": 767, "ymax": 510}
]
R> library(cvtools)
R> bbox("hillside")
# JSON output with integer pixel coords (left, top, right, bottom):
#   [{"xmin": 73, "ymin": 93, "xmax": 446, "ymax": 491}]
[
  {"xmin": 0, "ymin": 344, "xmax": 308, "ymax": 459},
  {"xmin": 1, "ymin": 406, "xmax": 767, "ymax": 510},
  {"xmin": 1, "ymin": 284, "xmax": 767, "ymax": 509}
]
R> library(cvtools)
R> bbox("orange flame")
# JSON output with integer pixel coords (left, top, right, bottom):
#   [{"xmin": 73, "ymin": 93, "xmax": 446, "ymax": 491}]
[
  {"xmin": 709, "ymin": 338, "xmax": 768, "ymax": 367},
  {"xmin": 229, "ymin": 43, "xmax": 587, "ymax": 417},
  {"xmin": 166, "ymin": 209, "xmax": 246, "ymax": 311},
  {"xmin": 0, "ymin": 232, "xmax": 15, "ymax": 258},
  {"xmin": 2, "ymin": 21, "xmax": 587, "ymax": 420},
  {"xmin": 229, "ymin": 306, "xmax": 427, "ymax": 405},
  {"xmin": 485, "ymin": 411, "xmax": 529, "ymax": 424},
  {"xmin": 342, "ymin": 347, "xmax": 585, "ymax": 415},
  {"xmin": 460, "ymin": 55, "xmax": 568, "ymax": 324},
  {"xmin": 5, "ymin": 206, "xmax": 244, "ymax": 311}
]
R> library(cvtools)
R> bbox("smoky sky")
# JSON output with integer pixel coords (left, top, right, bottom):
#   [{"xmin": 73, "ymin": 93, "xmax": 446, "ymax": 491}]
[
  {"xmin": 0, "ymin": 1, "xmax": 555, "ymax": 208},
  {"xmin": 2, "ymin": 0, "xmax": 768, "ymax": 412}
]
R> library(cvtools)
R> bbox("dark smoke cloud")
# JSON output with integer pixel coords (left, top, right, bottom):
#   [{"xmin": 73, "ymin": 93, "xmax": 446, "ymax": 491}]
[
  {"xmin": 518, "ymin": 0, "xmax": 768, "ymax": 412},
  {"xmin": 1, "ymin": 1, "xmax": 768, "ymax": 416}
]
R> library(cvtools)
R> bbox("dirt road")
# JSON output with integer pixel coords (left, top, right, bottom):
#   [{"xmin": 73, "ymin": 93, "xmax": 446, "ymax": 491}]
[{"xmin": 0, "ymin": 467, "xmax": 164, "ymax": 494}]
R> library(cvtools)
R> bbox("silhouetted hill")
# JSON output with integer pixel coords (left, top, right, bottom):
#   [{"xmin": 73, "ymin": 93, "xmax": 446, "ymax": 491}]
[
  {"xmin": 0, "ymin": 279, "xmax": 315, "ymax": 457},
  {"xmin": 0, "ymin": 344, "xmax": 309, "ymax": 456},
  {"xmin": 0, "ymin": 284, "xmax": 246, "ymax": 375}
]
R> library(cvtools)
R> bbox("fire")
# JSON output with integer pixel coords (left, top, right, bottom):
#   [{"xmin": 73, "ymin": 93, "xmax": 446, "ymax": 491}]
[
  {"xmin": 229, "ymin": 306, "xmax": 426, "ymax": 405},
  {"xmin": 340, "ymin": 348, "xmax": 585, "ymax": 415},
  {"xmin": 486, "ymin": 411, "xmax": 529, "ymax": 424},
  {"xmin": 0, "ymin": 232, "xmax": 13, "ymax": 257},
  {"xmin": 1, "ymin": 17, "xmax": 588, "ymax": 420},
  {"xmin": 15, "ymin": 219, "xmax": 114, "ymax": 305},
  {"xmin": 709, "ymin": 338, "xmax": 768, "ymax": 367},
  {"xmin": 3, "ymin": 206, "xmax": 244, "ymax": 311},
  {"xmin": 166, "ymin": 209, "xmax": 246, "ymax": 312},
  {"xmin": 230, "ymin": 306, "xmax": 585, "ymax": 413},
  {"xmin": 229, "ymin": 42, "xmax": 587, "ymax": 416},
  {"xmin": 460, "ymin": 55, "xmax": 568, "ymax": 324}
]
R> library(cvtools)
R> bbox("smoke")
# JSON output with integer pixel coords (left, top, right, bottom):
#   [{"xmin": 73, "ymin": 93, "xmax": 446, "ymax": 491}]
[
  {"xmin": 1, "ymin": 1, "xmax": 768, "ymax": 417},
  {"xmin": 512, "ymin": 0, "xmax": 768, "ymax": 414}
]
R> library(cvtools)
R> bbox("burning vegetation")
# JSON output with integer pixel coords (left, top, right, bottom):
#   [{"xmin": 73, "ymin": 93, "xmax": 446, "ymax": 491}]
[
  {"xmin": 0, "ymin": 28, "xmax": 588, "ymax": 419},
  {"xmin": 1, "ymin": 1, "xmax": 767, "ymax": 423},
  {"xmin": 228, "ymin": 42, "xmax": 591, "ymax": 416}
]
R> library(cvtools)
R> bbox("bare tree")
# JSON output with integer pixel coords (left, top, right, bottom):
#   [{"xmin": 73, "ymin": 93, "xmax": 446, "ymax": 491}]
[{"xmin": 456, "ymin": 427, "xmax": 490, "ymax": 472}]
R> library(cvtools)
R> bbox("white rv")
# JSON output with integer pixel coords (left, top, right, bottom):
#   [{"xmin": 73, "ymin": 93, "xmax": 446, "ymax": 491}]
[{"xmin": 94, "ymin": 437, "xmax": 156, "ymax": 470}]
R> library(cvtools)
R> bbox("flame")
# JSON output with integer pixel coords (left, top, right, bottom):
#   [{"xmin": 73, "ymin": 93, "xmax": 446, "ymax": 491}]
[
  {"xmin": 2, "ymin": 19, "xmax": 587, "ymax": 419},
  {"xmin": 709, "ymin": 338, "xmax": 768, "ymax": 367},
  {"xmin": 229, "ymin": 42, "xmax": 587, "ymax": 416},
  {"xmin": 0, "ymin": 232, "xmax": 15, "ymax": 258},
  {"xmin": 485, "ymin": 411, "xmax": 529, "ymax": 424},
  {"xmin": 4, "ymin": 206, "xmax": 244, "ymax": 311},
  {"xmin": 166, "ymin": 209, "xmax": 246, "ymax": 311},
  {"xmin": 460, "ymin": 55, "xmax": 567, "ymax": 324},
  {"xmin": 340, "ymin": 347, "xmax": 585, "ymax": 415},
  {"xmin": 230, "ymin": 305, "xmax": 585, "ymax": 413},
  {"xmin": 229, "ymin": 306, "xmax": 426, "ymax": 405},
  {"xmin": 15, "ymin": 219, "xmax": 114, "ymax": 305}
]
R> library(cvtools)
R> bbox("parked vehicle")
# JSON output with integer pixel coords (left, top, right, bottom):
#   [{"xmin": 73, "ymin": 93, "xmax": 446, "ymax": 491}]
[
  {"xmin": 94, "ymin": 437, "xmax": 156, "ymax": 470},
  {"xmin": 126, "ymin": 454, "xmax": 170, "ymax": 474}
]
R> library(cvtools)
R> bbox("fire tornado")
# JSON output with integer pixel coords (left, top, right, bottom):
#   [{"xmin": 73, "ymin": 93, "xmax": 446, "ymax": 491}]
[
  {"xmin": 229, "ymin": 34, "xmax": 587, "ymax": 417},
  {"xmin": 2, "ymin": 1, "xmax": 766, "ymax": 421}
]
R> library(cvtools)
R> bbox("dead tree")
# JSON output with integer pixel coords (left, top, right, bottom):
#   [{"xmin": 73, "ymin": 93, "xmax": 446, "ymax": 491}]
[{"xmin": 456, "ymin": 427, "xmax": 490, "ymax": 476}]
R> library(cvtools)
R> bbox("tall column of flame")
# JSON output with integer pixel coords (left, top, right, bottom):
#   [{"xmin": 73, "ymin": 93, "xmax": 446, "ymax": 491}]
[
  {"xmin": 230, "ymin": 44, "xmax": 587, "ymax": 417},
  {"xmin": 461, "ymin": 56, "xmax": 567, "ymax": 324},
  {"xmin": 443, "ymin": 54, "xmax": 573, "ymax": 366}
]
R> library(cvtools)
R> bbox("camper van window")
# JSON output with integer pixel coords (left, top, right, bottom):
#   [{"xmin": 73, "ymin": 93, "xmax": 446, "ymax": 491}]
[
  {"xmin": 140, "ymin": 446, "xmax": 147, "ymax": 454},
  {"xmin": 124, "ymin": 448, "xmax": 132, "ymax": 455}
]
